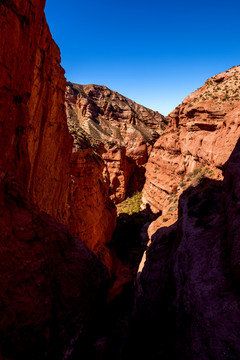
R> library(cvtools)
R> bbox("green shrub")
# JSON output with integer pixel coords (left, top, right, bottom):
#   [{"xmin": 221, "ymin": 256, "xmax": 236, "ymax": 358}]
[
  {"xmin": 117, "ymin": 192, "xmax": 142, "ymax": 215},
  {"xmin": 180, "ymin": 181, "xmax": 186, "ymax": 187}
]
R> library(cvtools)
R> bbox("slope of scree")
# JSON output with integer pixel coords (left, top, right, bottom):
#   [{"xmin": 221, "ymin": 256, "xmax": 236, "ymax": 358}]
[{"xmin": 65, "ymin": 82, "xmax": 167, "ymax": 203}]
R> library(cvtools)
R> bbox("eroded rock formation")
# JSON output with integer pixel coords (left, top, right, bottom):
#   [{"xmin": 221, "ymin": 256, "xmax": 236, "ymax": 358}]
[
  {"xmin": 0, "ymin": 1, "xmax": 111, "ymax": 358},
  {"xmin": 66, "ymin": 128, "xmax": 116, "ymax": 269},
  {"xmin": 0, "ymin": 169, "xmax": 108, "ymax": 360},
  {"xmin": 142, "ymin": 66, "xmax": 240, "ymax": 231},
  {"xmin": 127, "ymin": 68, "xmax": 240, "ymax": 359},
  {"xmin": 130, "ymin": 136, "xmax": 240, "ymax": 359},
  {"xmin": 65, "ymin": 83, "xmax": 166, "ymax": 203},
  {"xmin": 0, "ymin": 0, "xmax": 72, "ymax": 222}
]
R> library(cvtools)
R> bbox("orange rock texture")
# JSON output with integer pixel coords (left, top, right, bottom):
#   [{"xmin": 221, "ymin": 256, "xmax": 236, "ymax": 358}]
[
  {"xmin": 0, "ymin": 1, "xmax": 111, "ymax": 358},
  {"xmin": 0, "ymin": 0, "xmax": 116, "ymax": 267},
  {"xmin": 142, "ymin": 66, "xmax": 240, "ymax": 231},
  {"xmin": 130, "ymin": 135, "xmax": 240, "ymax": 360},
  {"xmin": 65, "ymin": 128, "xmax": 116, "ymax": 269},
  {"xmin": 126, "ymin": 68, "xmax": 240, "ymax": 359},
  {"xmin": 0, "ymin": 0, "xmax": 72, "ymax": 221},
  {"xmin": 65, "ymin": 82, "xmax": 166, "ymax": 203},
  {"xmin": 0, "ymin": 169, "xmax": 108, "ymax": 360}
]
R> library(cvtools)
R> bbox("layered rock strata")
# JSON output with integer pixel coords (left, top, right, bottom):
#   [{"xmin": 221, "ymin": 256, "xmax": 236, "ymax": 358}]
[
  {"xmin": 0, "ymin": 0, "xmax": 72, "ymax": 221},
  {"xmin": 130, "ymin": 135, "xmax": 240, "ymax": 359},
  {"xmin": 0, "ymin": 169, "xmax": 108, "ymax": 360},
  {"xmin": 0, "ymin": 0, "xmax": 116, "ymax": 264},
  {"xmin": 142, "ymin": 66, "xmax": 240, "ymax": 231},
  {"xmin": 65, "ymin": 83, "xmax": 166, "ymax": 203},
  {"xmin": 66, "ymin": 127, "xmax": 116, "ymax": 269},
  {"xmin": 0, "ymin": 1, "xmax": 112, "ymax": 358},
  {"xmin": 129, "ymin": 67, "xmax": 240, "ymax": 359}
]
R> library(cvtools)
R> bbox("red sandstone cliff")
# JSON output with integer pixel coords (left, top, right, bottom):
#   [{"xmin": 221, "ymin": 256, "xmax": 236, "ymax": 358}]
[
  {"xmin": 0, "ymin": 1, "xmax": 111, "ymax": 358},
  {"xmin": 65, "ymin": 82, "xmax": 166, "ymax": 203},
  {"xmin": 0, "ymin": 0, "xmax": 116, "ymax": 265},
  {"xmin": 66, "ymin": 127, "xmax": 116, "ymax": 269},
  {"xmin": 0, "ymin": 0, "xmax": 72, "ymax": 222},
  {"xmin": 142, "ymin": 66, "xmax": 240, "ymax": 231},
  {"xmin": 125, "ymin": 68, "xmax": 240, "ymax": 359},
  {"xmin": 129, "ymin": 135, "xmax": 240, "ymax": 359},
  {"xmin": 0, "ymin": 169, "xmax": 108, "ymax": 360}
]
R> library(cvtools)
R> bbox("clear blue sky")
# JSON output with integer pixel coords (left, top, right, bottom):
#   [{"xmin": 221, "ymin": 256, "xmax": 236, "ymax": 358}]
[{"xmin": 45, "ymin": 0, "xmax": 240, "ymax": 115}]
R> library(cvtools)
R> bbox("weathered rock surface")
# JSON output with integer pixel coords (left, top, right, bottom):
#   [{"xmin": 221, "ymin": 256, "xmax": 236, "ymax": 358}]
[
  {"xmin": 65, "ymin": 83, "xmax": 166, "ymax": 203},
  {"xmin": 0, "ymin": 0, "xmax": 72, "ymax": 222},
  {"xmin": 126, "ymin": 68, "xmax": 240, "ymax": 359},
  {"xmin": 0, "ymin": 169, "xmax": 109, "ymax": 360},
  {"xmin": 142, "ymin": 66, "xmax": 240, "ymax": 230},
  {"xmin": 65, "ymin": 128, "xmax": 116, "ymax": 269},
  {"xmin": 128, "ymin": 136, "xmax": 240, "ymax": 359},
  {"xmin": 0, "ymin": 1, "xmax": 111, "ymax": 358},
  {"xmin": 0, "ymin": 0, "xmax": 116, "ymax": 266}
]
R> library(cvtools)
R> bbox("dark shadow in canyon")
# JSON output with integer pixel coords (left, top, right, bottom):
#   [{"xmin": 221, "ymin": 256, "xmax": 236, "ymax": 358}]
[
  {"xmin": 69, "ymin": 138, "xmax": 240, "ymax": 359},
  {"xmin": 69, "ymin": 204, "xmax": 161, "ymax": 360},
  {"xmin": 121, "ymin": 143, "xmax": 240, "ymax": 360},
  {"xmin": 126, "ymin": 164, "xmax": 146, "ymax": 198}
]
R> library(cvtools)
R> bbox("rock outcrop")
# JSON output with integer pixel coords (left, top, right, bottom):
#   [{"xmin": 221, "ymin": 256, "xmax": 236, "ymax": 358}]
[
  {"xmin": 142, "ymin": 66, "xmax": 240, "ymax": 230},
  {"xmin": 126, "ymin": 68, "xmax": 240, "ymax": 359},
  {"xmin": 65, "ymin": 83, "xmax": 166, "ymax": 203},
  {"xmin": 0, "ymin": 0, "xmax": 72, "ymax": 222},
  {"xmin": 66, "ymin": 127, "xmax": 116, "ymax": 269},
  {"xmin": 0, "ymin": 0, "xmax": 116, "ymax": 267},
  {"xmin": 0, "ymin": 1, "xmax": 111, "ymax": 358},
  {"xmin": 129, "ymin": 136, "xmax": 240, "ymax": 359},
  {"xmin": 0, "ymin": 169, "xmax": 108, "ymax": 360}
]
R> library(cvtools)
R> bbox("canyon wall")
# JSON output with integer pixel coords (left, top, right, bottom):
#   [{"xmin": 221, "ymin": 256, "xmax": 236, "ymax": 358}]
[
  {"xmin": 0, "ymin": 1, "xmax": 111, "ymax": 358},
  {"xmin": 0, "ymin": 0, "xmax": 116, "ymax": 265},
  {"xmin": 142, "ymin": 66, "xmax": 240, "ymax": 230},
  {"xmin": 65, "ymin": 82, "xmax": 167, "ymax": 203},
  {"xmin": 0, "ymin": 0, "xmax": 72, "ymax": 221},
  {"xmin": 0, "ymin": 168, "xmax": 109, "ymax": 360},
  {"xmin": 127, "ymin": 68, "xmax": 240, "ymax": 359},
  {"xmin": 66, "ymin": 127, "xmax": 116, "ymax": 269},
  {"xmin": 130, "ymin": 136, "xmax": 240, "ymax": 359}
]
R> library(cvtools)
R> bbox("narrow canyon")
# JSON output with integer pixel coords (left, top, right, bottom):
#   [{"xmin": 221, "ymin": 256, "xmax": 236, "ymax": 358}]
[{"xmin": 1, "ymin": 1, "xmax": 240, "ymax": 359}]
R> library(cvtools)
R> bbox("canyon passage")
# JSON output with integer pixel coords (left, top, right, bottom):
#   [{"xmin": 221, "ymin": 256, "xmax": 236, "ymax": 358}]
[{"xmin": 1, "ymin": 1, "xmax": 240, "ymax": 359}]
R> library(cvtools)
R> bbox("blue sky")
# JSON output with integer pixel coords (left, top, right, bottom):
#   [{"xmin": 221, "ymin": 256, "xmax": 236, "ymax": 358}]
[{"xmin": 45, "ymin": 0, "xmax": 240, "ymax": 115}]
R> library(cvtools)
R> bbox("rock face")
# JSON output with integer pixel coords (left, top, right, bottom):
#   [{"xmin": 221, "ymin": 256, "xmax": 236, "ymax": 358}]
[
  {"xmin": 0, "ymin": 0, "xmax": 72, "ymax": 222},
  {"xmin": 0, "ymin": 169, "xmax": 108, "ymax": 360},
  {"xmin": 127, "ymin": 68, "xmax": 240, "ymax": 359},
  {"xmin": 66, "ymin": 128, "xmax": 116, "ymax": 269},
  {"xmin": 0, "ymin": 0, "xmax": 116, "ymax": 266},
  {"xmin": 65, "ymin": 83, "xmax": 166, "ymax": 203},
  {"xmin": 0, "ymin": 1, "xmax": 111, "ymax": 358},
  {"xmin": 130, "ymin": 136, "xmax": 240, "ymax": 359},
  {"xmin": 142, "ymin": 66, "xmax": 240, "ymax": 230}
]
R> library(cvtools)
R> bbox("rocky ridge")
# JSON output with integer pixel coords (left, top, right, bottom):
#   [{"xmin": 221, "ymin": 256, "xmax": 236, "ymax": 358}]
[
  {"xmin": 65, "ymin": 82, "xmax": 167, "ymax": 203},
  {"xmin": 142, "ymin": 66, "xmax": 240, "ymax": 233}
]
